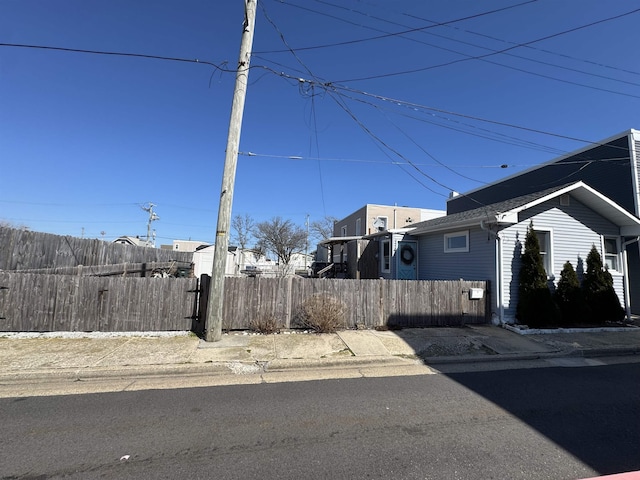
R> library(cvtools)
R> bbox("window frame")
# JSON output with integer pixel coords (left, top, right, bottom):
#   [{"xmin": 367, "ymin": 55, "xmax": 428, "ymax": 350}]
[
  {"xmin": 341, "ymin": 225, "xmax": 347, "ymax": 237},
  {"xmin": 603, "ymin": 236, "xmax": 621, "ymax": 273},
  {"xmin": 443, "ymin": 230, "xmax": 469, "ymax": 253},
  {"xmin": 534, "ymin": 229, "xmax": 553, "ymax": 277},
  {"xmin": 355, "ymin": 218, "xmax": 362, "ymax": 236}
]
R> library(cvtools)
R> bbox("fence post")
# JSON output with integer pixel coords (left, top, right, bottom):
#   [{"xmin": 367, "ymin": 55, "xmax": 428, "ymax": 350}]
[
  {"xmin": 196, "ymin": 274, "xmax": 211, "ymax": 335},
  {"xmin": 284, "ymin": 276, "xmax": 293, "ymax": 329}
]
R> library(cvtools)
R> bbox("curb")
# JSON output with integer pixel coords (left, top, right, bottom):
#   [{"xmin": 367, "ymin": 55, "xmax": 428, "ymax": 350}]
[{"xmin": 2, "ymin": 346, "xmax": 638, "ymax": 385}]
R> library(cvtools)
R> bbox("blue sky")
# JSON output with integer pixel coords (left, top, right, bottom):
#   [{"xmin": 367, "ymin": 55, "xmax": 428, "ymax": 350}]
[{"xmin": 2, "ymin": 0, "xmax": 640, "ymax": 245}]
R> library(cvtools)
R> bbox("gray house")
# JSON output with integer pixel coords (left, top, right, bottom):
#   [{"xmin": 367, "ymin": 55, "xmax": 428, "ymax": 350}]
[
  {"xmin": 409, "ymin": 182, "xmax": 640, "ymax": 325},
  {"xmin": 447, "ymin": 129, "xmax": 640, "ymax": 313}
]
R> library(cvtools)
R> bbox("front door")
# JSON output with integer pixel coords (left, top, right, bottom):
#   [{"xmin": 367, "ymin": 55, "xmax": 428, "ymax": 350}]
[{"xmin": 397, "ymin": 241, "xmax": 418, "ymax": 280}]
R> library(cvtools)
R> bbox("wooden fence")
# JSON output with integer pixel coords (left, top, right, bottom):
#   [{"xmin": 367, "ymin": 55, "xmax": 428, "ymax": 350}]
[
  {"xmin": 196, "ymin": 277, "xmax": 490, "ymax": 332},
  {"xmin": 0, "ymin": 273, "xmax": 199, "ymax": 332},
  {"xmin": 15, "ymin": 261, "xmax": 192, "ymax": 278},
  {"xmin": 0, "ymin": 226, "xmax": 193, "ymax": 271},
  {"xmin": 0, "ymin": 273, "xmax": 489, "ymax": 333}
]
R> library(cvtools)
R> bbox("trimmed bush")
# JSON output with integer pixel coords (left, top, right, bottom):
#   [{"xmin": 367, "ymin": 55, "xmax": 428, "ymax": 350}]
[
  {"xmin": 296, "ymin": 294, "xmax": 346, "ymax": 333},
  {"xmin": 583, "ymin": 245, "xmax": 625, "ymax": 323},
  {"xmin": 517, "ymin": 222, "xmax": 560, "ymax": 327},
  {"xmin": 554, "ymin": 261, "xmax": 590, "ymax": 326}
]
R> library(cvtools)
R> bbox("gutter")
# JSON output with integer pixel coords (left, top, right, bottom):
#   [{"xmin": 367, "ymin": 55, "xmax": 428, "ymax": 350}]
[
  {"xmin": 480, "ymin": 219, "xmax": 503, "ymax": 325},
  {"xmin": 622, "ymin": 236, "xmax": 640, "ymax": 321}
]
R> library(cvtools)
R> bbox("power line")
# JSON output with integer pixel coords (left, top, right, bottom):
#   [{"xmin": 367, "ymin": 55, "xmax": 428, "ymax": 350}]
[
  {"xmin": 239, "ymin": 151, "xmax": 632, "ymax": 168},
  {"xmin": 330, "ymin": 2, "xmax": 640, "ymax": 89},
  {"xmin": 260, "ymin": 2, "xmax": 453, "ymax": 196},
  {"xmin": 405, "ymin": 11, "xmax": 640, "ymax": 79},
  {"xmin": 255, "ymin": 0, "xmax": 537, "ymax": 54},
  {"xmin": 331, "ymin": 7, "xmax": 640, "ymax": 83},
  {"xmin": 253, "ymin": 65, "xmax": 631, "ymax": 153},
  {"xmin": 0, "ymin": 42, "xmax": 231, "ymax": 71}
]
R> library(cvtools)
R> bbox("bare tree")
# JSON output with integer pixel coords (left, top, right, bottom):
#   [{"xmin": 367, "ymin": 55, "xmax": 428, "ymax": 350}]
[
  {"xmin": 0, "ymin": 219, "xmax": 28, "ymax": 230},
  {"xmin": 255, "ymin": 217, "xmax": 307, "ymax": 275},
  {"xmin": 231, "ymin": 214, "xmax": 255, "ymax": 249},
  {"xmin": 309, "ymin": 215, "xmax": 337, "ymax": 242}
]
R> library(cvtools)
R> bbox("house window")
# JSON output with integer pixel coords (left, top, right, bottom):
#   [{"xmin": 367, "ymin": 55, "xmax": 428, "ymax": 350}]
[
  {"xmin": 341, "ymin": 225, "xmax": 347, "ymax": 237},
  {"xmin": 535, "ymin": 230, "xmax": 551, "ymax": 275},
  {"xmin": 381, "ymin": 239, "xmax": 391, "ymax": 273},
  {"xmin": 604, "ymin": 237, "xmax": 620, "ymax": 272},
  {"xmin": 444, "ymin": 231, "xmax": 469, "ymax": 253},
  {"xmin": 355, "ymin": 218, "xmax": 361, "ymax": 236}
]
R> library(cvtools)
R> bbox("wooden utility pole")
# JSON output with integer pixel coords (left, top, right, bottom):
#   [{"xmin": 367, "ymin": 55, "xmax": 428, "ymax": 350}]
[{"xmin": 205, "ymin": 0, "xmax": 257, "ymax": 342}]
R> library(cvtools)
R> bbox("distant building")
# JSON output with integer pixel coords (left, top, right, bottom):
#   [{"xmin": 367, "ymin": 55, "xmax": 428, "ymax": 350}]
[
  {"xmin": 333, "ymin": 204, "xmax": 445, "ymax": 237},
  {"xmin": 113, "ymin": 236, "xmax": 154, "ymax": 248},
  {"xmin": 170, "ymin": 240, "xmax": 210, "ymax": 252}
]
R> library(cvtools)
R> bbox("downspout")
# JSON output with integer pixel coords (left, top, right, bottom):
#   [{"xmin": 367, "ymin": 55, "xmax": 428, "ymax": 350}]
[
  {"xmin": 622, "ymin": 236, "xmax": 640, "ymax": 322},
  {"xmin": 481, "ymin": 220, "xmax": 503, "ymax": 325}
]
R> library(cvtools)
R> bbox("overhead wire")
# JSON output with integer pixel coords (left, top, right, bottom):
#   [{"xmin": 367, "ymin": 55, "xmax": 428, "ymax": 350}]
[
  {"xmin": 239, "ymin": 151, "xmax": 632, "ymax": 168},
  {"xmin": 313, "ymin": 0, "xmax": 640, "ymax": 90},
  {"xmin": 0, "ymin": 42, "xmax": 233, "ymax": 72},
  {"xmin": 4, "ymin": 11, "xmax": 635, "ymax": 203},
  {"xmin": 261, "ymin": 2, "xmax": 470, "ymax": 197},
  {"xmin": 260, "ymin": 2, "xmax": 640, "ymax": 98},
  {"xmin": 255, "ymin": 0, "xmax": 538, "ymax": 54},
  {"xmin": 406, "ymin": 11, "xmax": 640, "ymax": 79},
  {"xmin": 3, "ymin": 39, "xmax": 631, "ymax": 156}
]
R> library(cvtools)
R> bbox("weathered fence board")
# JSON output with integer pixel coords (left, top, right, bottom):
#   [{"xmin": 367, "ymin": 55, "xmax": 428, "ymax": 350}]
[
  {"xmin": 0, "ymin": 273, "xmax": 199, "ymax": 332},
  {"xmin": 0, "ymin": 226, "xmax": 193, "ymax": 271},
  {"xmin": 13, "ymin": 261, "xmax": 192, "ymax": 277},
  {"xmin": 0, "ymin": 273, "xmax": 489, "ymax": 333},
  {"xmin": 205, "ymin": 277, "xmax": 489, "ymax": 330}
]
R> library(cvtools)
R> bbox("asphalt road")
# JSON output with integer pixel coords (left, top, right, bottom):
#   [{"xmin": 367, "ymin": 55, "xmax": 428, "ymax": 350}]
[{"xmin": 2, "ymin": 363, "xmax": 639, "ymax": 480}]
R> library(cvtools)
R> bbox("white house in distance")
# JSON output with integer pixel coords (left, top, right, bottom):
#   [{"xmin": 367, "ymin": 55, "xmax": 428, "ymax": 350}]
[
  {"xmin": 113, "ymin": 236, "xmax": 155, "ymax": 248},
  {"xmin": 192, "ymin": 246, "xmax": 312, "ymax": 278},
  {"xmin": 160, "ymin": 239, "xmax": 210, "ymax": 252}
]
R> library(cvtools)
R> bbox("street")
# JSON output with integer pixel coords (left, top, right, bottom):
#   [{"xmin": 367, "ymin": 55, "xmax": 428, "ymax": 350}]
[{"xmin": 2, "ymin": 363, "xmax": 639, "ymax": 479}]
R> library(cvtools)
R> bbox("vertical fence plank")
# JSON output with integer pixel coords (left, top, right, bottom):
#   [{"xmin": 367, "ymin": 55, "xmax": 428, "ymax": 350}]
[{"xmin": 0, "ymin": 272, "xmax": 488, "ymax": 332}]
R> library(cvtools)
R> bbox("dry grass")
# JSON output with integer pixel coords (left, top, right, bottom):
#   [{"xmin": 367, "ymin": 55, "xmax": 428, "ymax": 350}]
[
  {"xmin": 249, "ymin": 313, "xmax": 281, "ymax": 334},
  {"xmin": 296, "ymin": 294, "xmax": 346, "ymax": 333}
]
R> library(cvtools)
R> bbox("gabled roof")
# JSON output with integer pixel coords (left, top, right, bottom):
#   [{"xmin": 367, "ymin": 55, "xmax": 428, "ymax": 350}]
[
  {"xmin": 411, "ymin": 181, "xmax": 640, "ymax": 236},
  {"xmin": 448, "ymin": 129, "xmax": 638, "ymax": 201}
]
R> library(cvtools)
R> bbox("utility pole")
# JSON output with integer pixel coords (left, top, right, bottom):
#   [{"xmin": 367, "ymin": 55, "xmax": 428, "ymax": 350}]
[
  {"xmin": 305, "ymin": 214, "xmax": 309, "ymax": 272},
  {"xmin": 142, "ymin": 203, "xmax": 160, "ymax": 247},
  {"xmin": 205, "ymin": 0, "xmax": 257, "ymax": 342}
]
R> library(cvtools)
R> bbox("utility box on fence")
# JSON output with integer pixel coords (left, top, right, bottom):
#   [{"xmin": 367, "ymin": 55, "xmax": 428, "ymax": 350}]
[{"xmin": 469, "ymin": 288, "xmax": 484, "ymax": 300}]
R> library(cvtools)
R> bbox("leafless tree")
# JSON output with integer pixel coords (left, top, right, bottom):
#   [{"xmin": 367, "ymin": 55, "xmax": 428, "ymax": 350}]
[
  {"xmin": 0, "ymin": 219, "xmax": 28, "ymax": 230},
  {"xmin": 309, "ymin": 215, "xmax": 337, "ymax": 242},
  {"xmin": 255, "ymin": 217, "xmax": 307, "ymax": 275},
  {"xmin": 231, "ymin": 214, "xmax": 255, "ymax": 250}
]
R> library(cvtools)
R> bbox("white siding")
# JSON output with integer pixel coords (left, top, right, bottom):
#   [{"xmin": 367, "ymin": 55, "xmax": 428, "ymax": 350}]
[{"xmin": 500, "ymin": 198, "xmax": 624, "ymax": 322}]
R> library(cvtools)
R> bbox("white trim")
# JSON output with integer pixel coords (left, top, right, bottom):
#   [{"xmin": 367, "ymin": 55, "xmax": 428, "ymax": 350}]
[
  {"xmin": 444, "ymin": 230, "xmax": 469, "ymax": 253},
  {"xmin": 534, "ymin": 228, "xmax": 553, "ymax": 278},
  {"xmin": 628, "ymin": 130, "xmax": 640, "ymax": 216},
  {"xmin": 514, "ymin": 182, "xmax": 640, "ymax": 233},
  {"xmin": 602, "ymin": 236, "xmax": 622, "ymax": 274}
]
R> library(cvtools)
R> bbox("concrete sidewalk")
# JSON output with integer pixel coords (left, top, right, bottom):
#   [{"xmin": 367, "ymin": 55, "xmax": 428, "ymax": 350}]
[{"xmin": 2, "ymin": 324, "xmax": 639, "ymax": 379}]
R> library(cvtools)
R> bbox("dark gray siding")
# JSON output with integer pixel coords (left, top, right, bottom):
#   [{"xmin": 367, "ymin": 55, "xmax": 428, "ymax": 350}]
[
  {"xmin": 448, "ymin": 135, "xmax": 636, "ymax": 216},
  {"xmin": 417, "ymin": 228, "xmax": 495, "ymax": 282},
  {"xmin": 417, "ymin": 227, "xmax": 497, "ymax": 320}
]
